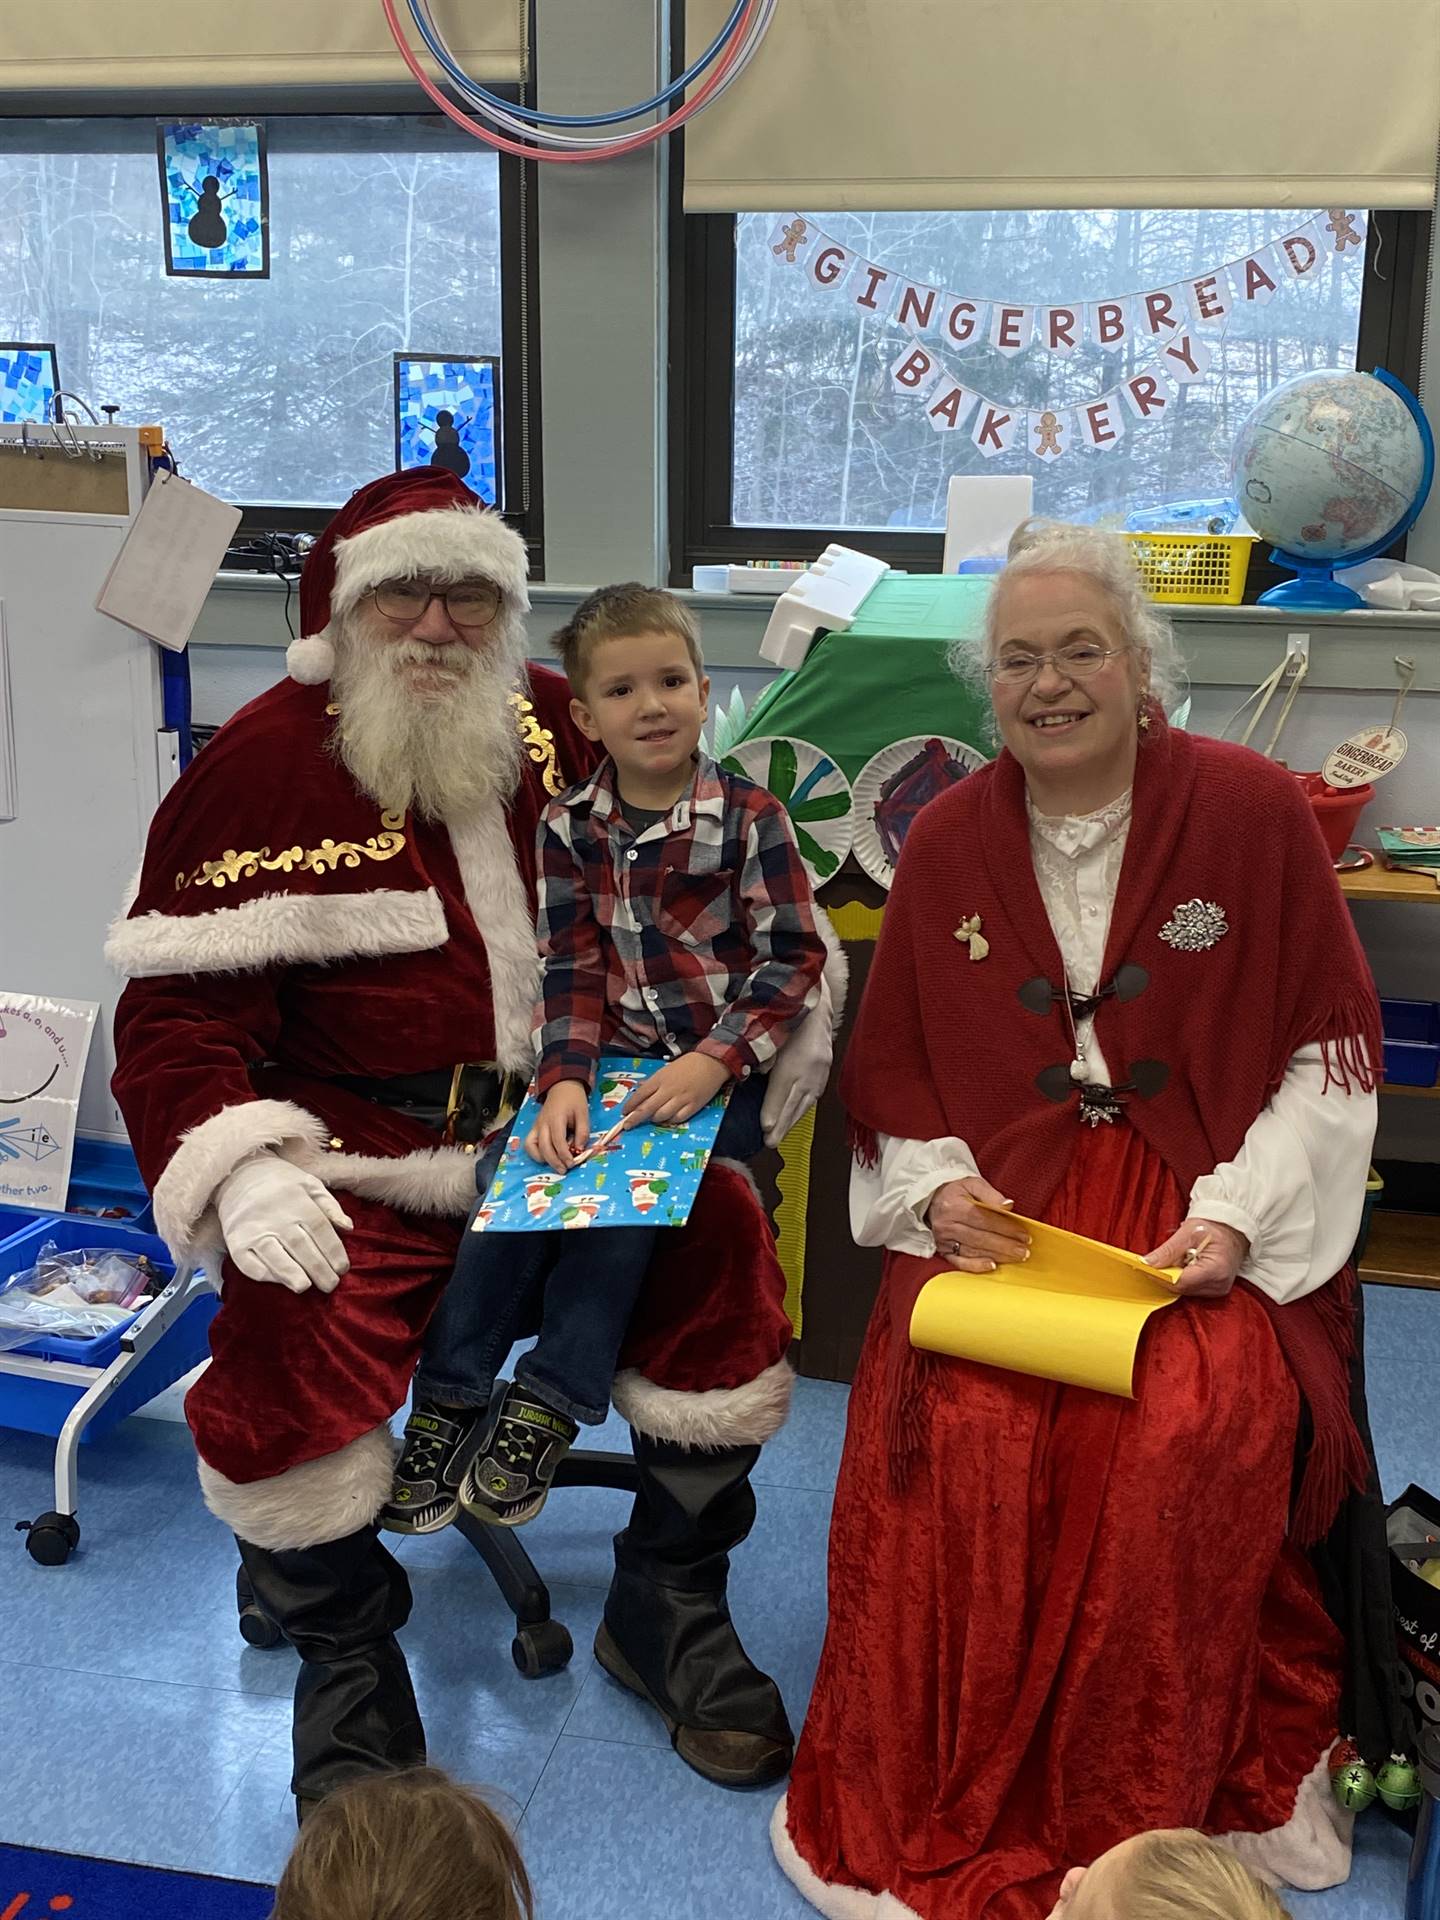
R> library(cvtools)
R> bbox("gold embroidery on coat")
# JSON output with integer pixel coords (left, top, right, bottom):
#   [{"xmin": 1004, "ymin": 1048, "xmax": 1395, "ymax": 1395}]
[
  {"xmin": 174, "ymin": 812, "xmax": 408, "ymax": 892},
  {"xmin": 509, "ymin": 691, "xmax": 564, "ymax": 797}
]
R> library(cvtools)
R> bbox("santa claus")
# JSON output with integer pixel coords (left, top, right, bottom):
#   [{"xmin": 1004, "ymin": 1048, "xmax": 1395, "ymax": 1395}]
[{"xmin": 106, "ymin": 469, "xmax": 836, "ymax": 1813}]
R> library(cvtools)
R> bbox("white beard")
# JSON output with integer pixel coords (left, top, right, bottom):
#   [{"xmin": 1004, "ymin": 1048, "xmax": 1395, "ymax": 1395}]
[{"xmin": 328, "ymin": 614, "xmax": 527, "ymax": 822}]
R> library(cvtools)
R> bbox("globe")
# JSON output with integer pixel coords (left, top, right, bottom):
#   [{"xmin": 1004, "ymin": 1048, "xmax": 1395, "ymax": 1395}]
[{"xmin": 1230, "ymin": 368, "xmax": 1434, "ymax": 609}]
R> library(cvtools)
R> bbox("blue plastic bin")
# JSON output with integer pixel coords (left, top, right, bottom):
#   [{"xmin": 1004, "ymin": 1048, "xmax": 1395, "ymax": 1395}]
[
  {"xmin": 0, "ymin": 1217, "xmax": 216, "ymax": 1441},
  {"xmin": 0, "ymin": 1137, "xmax": 155, "ymax": 1234},
  {"xmin": 1381, "ymin": 999, "xmax": 1440, "ymax": 1089}
]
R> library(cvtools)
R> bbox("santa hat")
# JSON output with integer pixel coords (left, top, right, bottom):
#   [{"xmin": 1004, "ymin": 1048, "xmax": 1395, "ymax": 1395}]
[{"xmin": 286, "ymin": 468, "xmax": 531, "ymax": 685}]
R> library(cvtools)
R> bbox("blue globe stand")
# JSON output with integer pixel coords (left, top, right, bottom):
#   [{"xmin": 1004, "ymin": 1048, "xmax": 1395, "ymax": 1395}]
[{"xmin": 1256, "ymin": 367, "xmax": 1436, "ymax": 609}]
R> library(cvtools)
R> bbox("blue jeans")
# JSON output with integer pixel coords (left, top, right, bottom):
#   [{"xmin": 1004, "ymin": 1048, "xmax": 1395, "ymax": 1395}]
[{"xmin": 415, "ymin": 1072, "xmax": 766, "ymax": 1425}]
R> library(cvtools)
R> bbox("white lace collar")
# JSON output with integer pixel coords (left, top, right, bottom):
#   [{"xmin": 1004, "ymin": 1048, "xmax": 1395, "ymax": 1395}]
[{"xmin": 1026, "ymin": 787, "xmax": 1134, "ymax": 861}]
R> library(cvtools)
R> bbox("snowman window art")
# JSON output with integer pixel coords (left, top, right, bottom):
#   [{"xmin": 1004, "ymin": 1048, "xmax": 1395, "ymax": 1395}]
[
  {"xmin": 157, "ymin": 121, "xmax": 269, "ymax": 278},
  {"xmin": 394, "ymin": 354, "xmax": 502, "ymax": 508}
]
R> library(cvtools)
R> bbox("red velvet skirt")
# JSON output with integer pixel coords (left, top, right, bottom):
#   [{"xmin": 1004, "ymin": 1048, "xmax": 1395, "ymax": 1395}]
[{"xmin": 784, "ymin": 1122, "xmax": 1343, "ymax": 1920}]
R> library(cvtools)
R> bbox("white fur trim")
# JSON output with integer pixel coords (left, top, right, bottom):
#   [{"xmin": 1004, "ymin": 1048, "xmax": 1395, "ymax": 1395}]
[
  {"xmin": 1217, "ymin": 1745, "xmax": 1353, "ymax": 1892},
  {"xmin": 816, "ymin": 906, "xmax": 849, "ymax": 1029},
  {"xmin": 154, "ymin": 1098, "xmax": 329, "ymax": 1263},
  {"xmin": 446, "ymin": 801, "xmax": 541, "ymax": 1077},
  {"xmin": 770, "ymin": 1756, "xmax": 1352, "ymax": 1919},
  {"xmin": 331, "ymin": 505, "xmax": 530, "ymax": 618},
  {"xmin": 295, "ymin": 1144, "xmax": 478, "ymax": 1217},
  {"xmin": 611, "ymin": 1356, "xmax": 794, "ymax": 1450},
  {"xmin": 106, "ymin": 887, "xmax": 447, "ymax": 979},
  {"xmin": 286, "ymin": 632, "xmax": 336, "ymax": 685},
  {"xmin": 770, "ymin": 1795, "xmax": 921, "ymax": 1920},
  {"xmin": 198, "ymin": 1424, "xmax": 397, "ymax": 1549}
]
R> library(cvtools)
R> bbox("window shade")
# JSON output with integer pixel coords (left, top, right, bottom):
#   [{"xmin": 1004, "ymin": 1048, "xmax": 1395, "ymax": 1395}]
[
  {"xmin": 683, "ymin": 0, "xmax": 1440, "ymax": 213},
  {"xmin": 0, "ymin": 1, "xmax": 525, "ymax": 96}
]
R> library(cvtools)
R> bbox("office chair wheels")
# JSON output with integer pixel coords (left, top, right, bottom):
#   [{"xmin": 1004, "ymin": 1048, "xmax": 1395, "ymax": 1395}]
[
  {"xmin": 511, "ymin": 1618, "xmax": 573, "ymax": 1678},
  {"xmin": 236, "ymin": 1564, "xmax": 284, "ymax": 1649},
  {"xmin": 17, "ymin": 1510, "xmax": 80, "ymax": 1566}
]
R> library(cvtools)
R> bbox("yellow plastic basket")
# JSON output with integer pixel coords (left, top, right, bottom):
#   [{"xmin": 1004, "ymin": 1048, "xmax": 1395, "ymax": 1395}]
[{"xmin": 1123, "ymin": 532, "xmax": 1253, "ymax": 606}]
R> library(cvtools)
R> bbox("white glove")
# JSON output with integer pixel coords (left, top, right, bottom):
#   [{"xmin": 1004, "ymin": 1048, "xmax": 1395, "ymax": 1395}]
[
  {"xmin": 215, "ymin": 1152, "xmax": 353, "ymax": 1295},
  {"xmin": 761, "ymin": 983, "xmax": 834, "ymax": 1149}
]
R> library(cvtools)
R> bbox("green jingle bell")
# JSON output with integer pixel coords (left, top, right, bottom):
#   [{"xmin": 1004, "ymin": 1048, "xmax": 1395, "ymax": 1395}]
[
  {"xmin": 1376, "ymin": 1754, "xmax": 1422, "ymax": 1813},
  {"xmin": 1331, "ymin": 1760, "xmax": 1378, "ymax": 1812}
]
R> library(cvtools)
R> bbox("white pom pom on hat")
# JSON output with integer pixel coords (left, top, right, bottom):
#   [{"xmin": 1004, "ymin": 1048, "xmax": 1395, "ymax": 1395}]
[{"xmin": 285, "ymin": 632, "xmax": 337, "ymax": 686}]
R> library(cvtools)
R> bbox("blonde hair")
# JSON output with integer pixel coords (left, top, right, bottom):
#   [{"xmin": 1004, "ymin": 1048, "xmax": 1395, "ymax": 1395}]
[
  {"xmin": 949, "ymin": 516, "xmax": 1187, "ymax": 715},
  {"xmin": 1111, "ymin": 1829, "xmax": 1293, "ymax": 1920},
  {"xmin": 271, "ymin": 1768, "xmax": 533, "ymax": 1920},
  {"xmin": 553, "ymin": 582, "xmax": 704, "ymax": 696}
]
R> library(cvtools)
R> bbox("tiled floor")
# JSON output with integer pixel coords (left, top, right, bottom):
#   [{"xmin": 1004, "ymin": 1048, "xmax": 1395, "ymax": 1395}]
[{"xmin": 0, "ymin": 1287, "xmax": 1432, "ymax": 1916}]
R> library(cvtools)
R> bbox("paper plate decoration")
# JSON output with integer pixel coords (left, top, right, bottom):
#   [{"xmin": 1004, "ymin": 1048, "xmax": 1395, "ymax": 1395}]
[
  {"xmin": 720, "ymin": 736, "xmax": 853, "ymax": 884},
  {"xmin": 853, "ymin": 735, "xmax": 989, "ymax": 889}
]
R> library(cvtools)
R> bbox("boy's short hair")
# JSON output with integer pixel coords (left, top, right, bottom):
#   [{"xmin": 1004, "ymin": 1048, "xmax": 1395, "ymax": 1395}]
[
  {"xmin": 271, "ymin": 1766, "xmax": 533, "ymax": 1920},
  {"xmin": 553, "ymin": 582, "xmax": 704, "ymax": 695},
  {"xmin": 1121, "ymin": 1829, "xmax": 1292, "ymax": 1920}
]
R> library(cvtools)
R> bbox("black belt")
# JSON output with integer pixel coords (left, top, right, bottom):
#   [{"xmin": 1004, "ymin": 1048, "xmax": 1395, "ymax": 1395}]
[{"xmin": 328, "ymin": 1063, "xmax": 527, "ymax": 1146}]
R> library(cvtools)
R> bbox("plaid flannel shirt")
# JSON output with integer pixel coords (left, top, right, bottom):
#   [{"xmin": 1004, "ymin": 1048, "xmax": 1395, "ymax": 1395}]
[{"xmin": 534, "ymin": 752, "xmax": 827, "ymax": 1093}]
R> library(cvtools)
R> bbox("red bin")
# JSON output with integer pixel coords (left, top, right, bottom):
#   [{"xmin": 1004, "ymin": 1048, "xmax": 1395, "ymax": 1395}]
[{"xmin": 1295, "ymin": 772, "xmax": 1374, "ymax": 862}]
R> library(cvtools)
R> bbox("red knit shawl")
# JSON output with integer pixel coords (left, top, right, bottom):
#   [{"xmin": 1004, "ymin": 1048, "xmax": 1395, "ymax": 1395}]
[{"xmin": 842, "ymin": 721, "xmax": 1380, "ymax": 1212}]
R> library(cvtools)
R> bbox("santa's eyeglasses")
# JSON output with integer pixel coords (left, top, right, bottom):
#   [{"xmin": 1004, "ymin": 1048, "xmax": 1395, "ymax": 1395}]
[{"xmin": 368, "ymin": 578, "xmax": 502, "ymax": 628}]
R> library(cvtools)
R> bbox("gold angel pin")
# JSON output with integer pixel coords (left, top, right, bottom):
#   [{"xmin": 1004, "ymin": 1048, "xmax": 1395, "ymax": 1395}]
[{"xmin": 954, "ymin": 914, "xmax": 989, "ymax": 962}]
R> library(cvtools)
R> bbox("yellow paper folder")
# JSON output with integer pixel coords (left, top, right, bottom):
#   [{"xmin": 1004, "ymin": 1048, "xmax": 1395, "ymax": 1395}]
[{"xmin": 909, "ymin": 1207, "xmax": 1183, "ymax": 1399}]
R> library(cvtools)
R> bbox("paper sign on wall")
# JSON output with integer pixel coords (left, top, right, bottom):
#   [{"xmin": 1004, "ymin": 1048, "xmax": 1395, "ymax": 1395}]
[
  {"xmin": 96, "ymin": 470, "xmax": 242, "ymax": 652},
  {"xmin": 0, "ymin": 993, "xmax": 98, "ymax": 1212}
]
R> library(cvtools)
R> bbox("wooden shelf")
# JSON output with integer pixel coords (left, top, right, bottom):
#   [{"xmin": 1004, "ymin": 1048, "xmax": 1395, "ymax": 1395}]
[
  {"xmin": 1339, "ymin": 863, "xmax": 1440, "ymax": 904},
  {"xmin": 1360, "ymin": 1211, "xmax": 1440, "ymax": 1289},
  {"xmin": 1381, "ymin": 1081, "xmax": 1440, "ymax": 1099}
]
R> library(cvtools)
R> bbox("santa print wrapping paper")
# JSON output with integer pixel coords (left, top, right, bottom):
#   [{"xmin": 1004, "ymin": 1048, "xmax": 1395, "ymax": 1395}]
[{"xmin": 472, "ymin": 1056, "xmax": 730, "ymax": 1234}]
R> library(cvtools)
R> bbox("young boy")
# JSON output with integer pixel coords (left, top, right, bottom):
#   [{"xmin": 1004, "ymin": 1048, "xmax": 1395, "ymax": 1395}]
[{"xmin": 382, "ymin": 584, "xmax": 827, "ymax": 1533}]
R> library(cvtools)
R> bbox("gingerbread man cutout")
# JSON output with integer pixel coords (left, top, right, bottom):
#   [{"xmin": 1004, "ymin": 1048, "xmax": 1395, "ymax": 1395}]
[
  {"xmin": 773, "ymin": 217, "xmax": 809, "ymax": 263},
  {"xmin": 1034, "ymin": 410, "xmax": 1064, "ymax": 458},
  {"xmin": 1325, "ymin": 209, "xmax": 1363, "ymax": 254}
]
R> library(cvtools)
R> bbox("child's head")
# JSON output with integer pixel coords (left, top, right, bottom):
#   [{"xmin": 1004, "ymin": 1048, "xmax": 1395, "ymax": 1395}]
[
  {"xmin": 271, "ymin": 1767, "xmax": 533, "ymax": 1920},
  {"xmin": 554, "ymin": 584, "xmax": 709, "ymax": 791},
  {"xmin": 1049, "ymin": 1829, "xmax": 1292, "ymax": 1920}
]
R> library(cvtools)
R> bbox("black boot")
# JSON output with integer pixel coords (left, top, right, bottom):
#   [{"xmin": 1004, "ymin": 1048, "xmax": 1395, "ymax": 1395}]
[
  {"xmin": 236, "ymin": 1527, "xmax": 426, "ymax": 1815},
  {"xmin": 596, "ymin": 1434, "xmax": 793, "ymax": 1790}
]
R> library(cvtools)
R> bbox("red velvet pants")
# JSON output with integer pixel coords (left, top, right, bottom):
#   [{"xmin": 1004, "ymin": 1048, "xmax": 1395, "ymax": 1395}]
[
  {"xmin": 785, "ymin": 1123, "xmax": 1343, "ymax": 1919},
  {"xmin": 186, "ymin": 1158, "xmax": 793, "ymax": 1485}
]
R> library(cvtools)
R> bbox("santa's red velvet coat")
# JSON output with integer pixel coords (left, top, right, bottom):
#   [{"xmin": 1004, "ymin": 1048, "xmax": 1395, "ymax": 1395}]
[{"xmin": 108, "ymin": 664, "xmax": 795, "ymax": 1535}]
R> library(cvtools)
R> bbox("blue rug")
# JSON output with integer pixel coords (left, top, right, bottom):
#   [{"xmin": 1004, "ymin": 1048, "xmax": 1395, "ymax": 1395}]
[{"xmin": 0, "ymin": 1844, "xmax": 272, "ymax": 1918}]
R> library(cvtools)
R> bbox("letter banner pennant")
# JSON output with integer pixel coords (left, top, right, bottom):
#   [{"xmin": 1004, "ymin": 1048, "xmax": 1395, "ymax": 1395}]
[
  {"xmin": 1028, "ymin": 407, "xmax": 1075, "ymax": 460},
  {"xmin": 941, "ymin": 294, "xmax": 989, "ymax": 354},
  {"xmin": 971, "ymin": 400, "xmax": 1020, "ymax": 458},
  {"xmin": 926, "ymin": 377, "xmax": 980, "ymax": 434},
  {"xmin": 807, "ymin": 234, "xmax": 855, "ymax": 291},
  {"xmin": 764, "ymin": 209, "xmax": 1369, "ymax": 458},
  {"xmin": 772, "ymin": 209, "xmax": 1366, "ymax": 357},
  {"xmin": 890, "ymin": 340, "xmax": 943, "ymax": 398}
]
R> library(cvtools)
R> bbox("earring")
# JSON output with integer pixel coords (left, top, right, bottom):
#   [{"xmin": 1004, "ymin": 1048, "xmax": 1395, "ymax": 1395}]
[{"xmin": 1137, "ymin": 696, "xmax": 1152, "ymax": 732}]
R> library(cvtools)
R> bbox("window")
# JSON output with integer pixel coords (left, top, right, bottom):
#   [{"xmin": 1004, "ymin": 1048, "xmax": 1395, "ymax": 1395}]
[
  {"xmin": 673, "ymin": 208, "xmax": 1430, "ymax": 583},
  {"xmin": 0, "ymin": 115, "xmax": 542, "ymax": 557}
]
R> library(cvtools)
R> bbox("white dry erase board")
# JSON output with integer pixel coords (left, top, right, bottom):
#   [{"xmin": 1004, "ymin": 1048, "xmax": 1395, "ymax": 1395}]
[{"xmin": 0, "ymin": 424, "xmax": 173, "ymax": 1138}]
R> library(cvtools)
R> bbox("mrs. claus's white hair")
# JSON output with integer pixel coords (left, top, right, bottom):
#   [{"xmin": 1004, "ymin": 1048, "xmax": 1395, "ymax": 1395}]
[{"xmin": 949, "ymin": 518, "xmax": 1187, "ymax": 715}]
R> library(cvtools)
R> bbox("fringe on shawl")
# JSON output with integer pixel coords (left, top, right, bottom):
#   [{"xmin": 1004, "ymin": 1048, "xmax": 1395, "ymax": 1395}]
[
  {"xmin": 1265, "ymin": 988, "xmax": 1383, "ymax": 1106},
  {"xmin": 847, "ymin": 1117, "xmax": 880, "ymax": 1170}
]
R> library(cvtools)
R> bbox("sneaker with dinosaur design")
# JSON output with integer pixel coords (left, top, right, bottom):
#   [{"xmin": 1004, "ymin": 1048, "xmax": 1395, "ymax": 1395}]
[
  {"xmin": 379, "ymin": 1401, "xmax": 487, "ymax": 1535},
  {"xmin": 459, "ymin": 1384, "xmax": 579, "ymax": 1528}
]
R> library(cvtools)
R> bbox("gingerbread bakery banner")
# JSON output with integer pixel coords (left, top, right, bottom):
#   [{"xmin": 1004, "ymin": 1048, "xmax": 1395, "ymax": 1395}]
[{"xmin": 768, "ymin": 209, "xmax": 1366, "ymax": 461}]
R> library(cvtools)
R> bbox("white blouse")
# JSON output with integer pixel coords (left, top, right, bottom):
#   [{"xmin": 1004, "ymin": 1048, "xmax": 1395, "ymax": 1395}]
[{"xmin": 850, "ymin": 790, "xmax": 1377, "ymax": 1304}]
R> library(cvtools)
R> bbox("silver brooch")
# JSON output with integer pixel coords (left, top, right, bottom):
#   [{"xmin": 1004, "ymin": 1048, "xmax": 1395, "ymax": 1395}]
[{"xmin": 1159, "ymin": 899, "xmax": 1228, "ymax": 952}]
